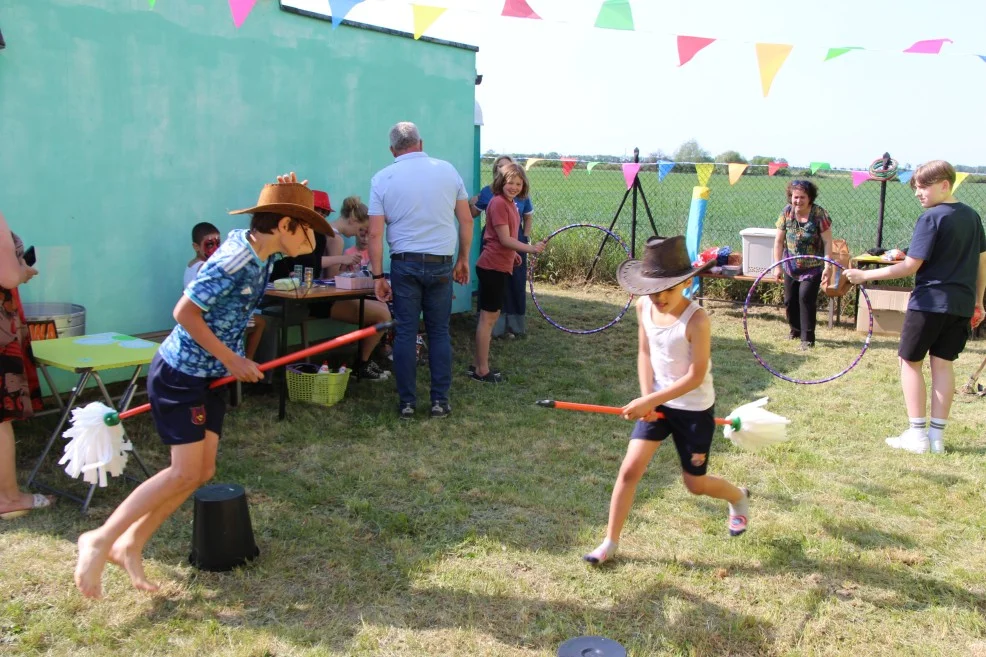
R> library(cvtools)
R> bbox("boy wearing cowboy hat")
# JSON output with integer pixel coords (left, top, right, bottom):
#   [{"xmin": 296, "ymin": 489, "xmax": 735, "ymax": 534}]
[
  {"xmin": 584, "ymin": 236, "xmax": 751, "ymax": 566},
  {"xmin": 75, "ymin": 176, "xmax": 333, "ymax": 599}
]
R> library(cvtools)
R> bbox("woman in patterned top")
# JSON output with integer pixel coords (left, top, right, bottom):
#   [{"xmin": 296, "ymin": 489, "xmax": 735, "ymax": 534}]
[
  {"xmin": 772, "ymin": 180, "xmax": 833, "ymax": 349},
  {"xmin": 0, "ymin": 210, "xmax": 50, "ymax": 520}
]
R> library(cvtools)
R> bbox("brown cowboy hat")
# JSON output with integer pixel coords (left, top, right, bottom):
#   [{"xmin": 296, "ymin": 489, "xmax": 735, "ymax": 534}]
[
  {"xmin": 229, "ymin": 182, "xmax": 334, "ymax": 236},
  {"xmin": 617, "ymin": 235, "xmax": 714, "ymax": 295}
]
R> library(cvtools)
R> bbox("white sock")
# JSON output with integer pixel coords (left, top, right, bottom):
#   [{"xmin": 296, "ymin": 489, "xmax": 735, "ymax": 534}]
[
  {"xmin": 928, "ymin": 417, "xmax": 946, "ymax": 442},
  {"xmin": 587, "ymin": 538, "xmax": 618, "ymax": 561},
  {"xmin": 729, "ymin": 489, "xmax": 749, "ymax": 518},
  {"xmin": 908, "ymin": 417, "xmax": 928, "ymax": 433}
]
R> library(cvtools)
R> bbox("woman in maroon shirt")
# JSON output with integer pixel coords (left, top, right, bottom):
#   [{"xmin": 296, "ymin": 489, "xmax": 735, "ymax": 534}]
[{"xmin": 471, "ymin": 164, "xmax": 544, "ymax": 383}]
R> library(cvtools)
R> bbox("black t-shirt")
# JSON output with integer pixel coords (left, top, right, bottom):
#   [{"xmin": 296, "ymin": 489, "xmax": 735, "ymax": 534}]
[
  {"xmin": 907, "ymin": 202, "xmax": 986, "ymax": 316},
  {"xmin": 270, "ymin": 231, "xmax": 327, "ymax": 281}
]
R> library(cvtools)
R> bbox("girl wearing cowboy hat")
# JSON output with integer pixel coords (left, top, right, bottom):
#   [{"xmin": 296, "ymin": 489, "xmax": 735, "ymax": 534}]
[{"xmin": 584, "ymin": 236, "xmax": 750, "ymax": 566}]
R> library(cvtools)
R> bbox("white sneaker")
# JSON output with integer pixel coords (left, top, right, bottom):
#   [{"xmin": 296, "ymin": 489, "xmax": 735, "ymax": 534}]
[
  {"xmin": 929, "ymin": 438, "xmax": 944, "ymax": 454},
  {"xmin": 885, "ymin": 428, "xmax": 929, "ymax": 454}
]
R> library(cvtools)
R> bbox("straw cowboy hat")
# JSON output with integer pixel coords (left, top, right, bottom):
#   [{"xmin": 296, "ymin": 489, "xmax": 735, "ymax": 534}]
[
  {"xmin": 617, "ymin": 235, "xmax": 714, "ymax": 295},
  {"xmin": 230, "ymin": 183, "xmax": 334, "ymax": 236}
]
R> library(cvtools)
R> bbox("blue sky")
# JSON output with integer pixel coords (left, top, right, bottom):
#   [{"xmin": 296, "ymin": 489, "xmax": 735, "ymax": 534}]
[{"xmin": 286, "ymin": 0, "xmax": 986, "ymax": 167}]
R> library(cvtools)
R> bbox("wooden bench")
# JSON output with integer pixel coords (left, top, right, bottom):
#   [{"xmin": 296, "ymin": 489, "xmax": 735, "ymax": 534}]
[{"xmin": 695, "ymin": 271, "xmax": 842, "ymax": 329}]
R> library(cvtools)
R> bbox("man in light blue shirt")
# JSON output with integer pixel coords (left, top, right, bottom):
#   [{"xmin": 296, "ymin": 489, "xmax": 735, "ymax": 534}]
[{"xmin": 368, "ymin": 121, "xmax": 473, "ymax": 420}]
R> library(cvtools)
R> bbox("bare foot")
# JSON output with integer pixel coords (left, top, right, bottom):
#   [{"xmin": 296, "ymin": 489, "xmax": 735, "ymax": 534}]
[
  {"xmin": 75, "ymin": 530, "xmax": 110, "ymax": 599},
  {"xmin": 108, "ymin": 541, "xmax": 160, "ymax": 593}
]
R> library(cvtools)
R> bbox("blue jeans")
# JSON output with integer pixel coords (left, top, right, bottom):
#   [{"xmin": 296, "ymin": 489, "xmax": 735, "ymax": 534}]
[{"xmin": 389, "ymin": 259, "xmax": 453, "ymax": 407}]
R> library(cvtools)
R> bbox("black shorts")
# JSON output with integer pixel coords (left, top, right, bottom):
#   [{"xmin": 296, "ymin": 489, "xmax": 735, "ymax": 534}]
[
  {"xmin": 476, "ymin": 265, "xmax": 510, "ymax": 313},
  {"xmin": 147, "ymin": 353, "xmax": 226, "ymax": 445},
  {"xmin": 630, "ymin": 405, "xmax": 715, "ymax": 476},
  {"xmin": 898, "ymin": 310, "xmax": 971, "ymax": 362}
]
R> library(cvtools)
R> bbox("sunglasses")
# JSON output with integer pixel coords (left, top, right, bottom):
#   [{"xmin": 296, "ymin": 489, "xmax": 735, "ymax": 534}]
[{"xmin": 790, "ymin": 180, "xmax": 811, "ymax": 189}]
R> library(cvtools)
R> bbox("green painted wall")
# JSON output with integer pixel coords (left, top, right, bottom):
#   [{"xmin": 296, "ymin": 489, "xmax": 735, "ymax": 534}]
[{"xmin": 0, "ymin": 0, "xmax": 477, "ymax": 390}]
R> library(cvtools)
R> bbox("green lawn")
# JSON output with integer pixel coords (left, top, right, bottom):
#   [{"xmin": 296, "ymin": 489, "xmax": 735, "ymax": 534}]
[
  {"xmin": 487, "ymin": 164, "xmax": 986, "ymax": 261},
  {"xmin": 3, "ymin": 287, "xmax": 986, "ymax": 656}
]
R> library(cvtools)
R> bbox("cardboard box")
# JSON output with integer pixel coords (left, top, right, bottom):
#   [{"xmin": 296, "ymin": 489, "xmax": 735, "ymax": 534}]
[
  {"xmin": 334, "ymin": 275, "xmax": 375, "ymax": 290},
  {"xmin": 856, "ymin": 287, "xmax": 910, "ymax": 335},
  {"xmin": 740, "ymin": 228, "xmax": 776, "ymax": 276}
]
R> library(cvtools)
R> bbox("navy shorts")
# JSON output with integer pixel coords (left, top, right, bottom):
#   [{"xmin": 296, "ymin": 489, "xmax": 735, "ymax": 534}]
[
  {"xmin": 630, "ymin": 405, "xmax": 716, "ymax": 476},
  {"xmin": 147, "ymin": 353, "xmax": 225, "ymax": 445},
  {"xmin": 476, "ymin": 265, "xmax": 510, "ymax": 313},
  {"xmin": 898, "ymin": 309, "xmax": 971, "ymax": 362}
]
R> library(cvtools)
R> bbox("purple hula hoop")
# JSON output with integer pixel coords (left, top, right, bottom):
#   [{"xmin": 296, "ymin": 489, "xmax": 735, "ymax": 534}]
[
  {"xmin": 528, "ymin": 223, "xmax": 633, "ymax": 335},
  {"xmin": 744, "ymin": 255, "xmax": 873, "ymax": 385}
]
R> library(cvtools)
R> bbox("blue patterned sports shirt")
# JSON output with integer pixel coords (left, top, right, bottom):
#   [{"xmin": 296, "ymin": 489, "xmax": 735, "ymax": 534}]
[{"xmin": 159, "ymin": 229, "xmax": 276, "ymax": 377}]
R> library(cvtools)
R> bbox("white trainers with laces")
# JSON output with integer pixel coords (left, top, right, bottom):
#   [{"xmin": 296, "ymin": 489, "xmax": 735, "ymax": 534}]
[{"xmin": 885, "ymin": 428, "xmax": 929, "ymax": 454}]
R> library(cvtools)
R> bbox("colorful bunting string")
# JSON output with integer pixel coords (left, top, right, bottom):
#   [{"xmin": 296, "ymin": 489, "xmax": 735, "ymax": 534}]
[
  {"xmin": 809, "ymin": 162, "xmax": 831, "ymax": 174},
  {"xmin": 501, "ymin": 0, "xmax": 540, "ymax": 19},
  {"xmin": 524, "ymin": 158, "xmax": 541, "ymax": 171},
  {"xmin": 561, "ymin": 158, "xmax": 576, "ymax": 177},
  {"xmin": 851, "ymin": 171, "xmax": 872, "ymax": 188},
  {"xmin": 622, "ymin": 163, "xmax": 640, "ymax": 189},
  {"xmin": 657, "ymin": 161, "xmax": 674, "ymax": 182},
  {"xmin": 954, "ymin": 171, "xmax": 970, "ymax": 193},
  {"xmin": 904, "ymin": 38, "xmax": 952, "ymax": 54},
  {"xmin": 677, "ymin": 36, "xmax": 716, "ymax": 66},
  {"xmin": 330, "ymin": 0, "xmax": 364, "ymax": 28},
  {"xmin": 727, "ymin": 163, "xmax": 748, "ymax": 185},
  {"xmin": 824, "ymin": 47, "xmax": 862, "ymax": 61},
  {"xmin": 695, "ymin": 163, "xmax": 714, "ymax": 187},
  {"xmin": 767, "ymin": 161, "xmax": 787, "ymax": 177},
  {"xmin": 595, "ymin": 0, "xmax": 634, "ymax": 31},
  {"xmin": 586, "ymin": 162, "xmax": 600, "ymax": 173},
  {"xmin": 228, "ymin": 0, "xmax": 257, "ymax": 28},
  {"xmin": 412, "ymin": 4, "xmax": 447, "ymax": 39},
  {"xmin": 756, "ymin": 43, "xmax": 793, "ymax": 97}
]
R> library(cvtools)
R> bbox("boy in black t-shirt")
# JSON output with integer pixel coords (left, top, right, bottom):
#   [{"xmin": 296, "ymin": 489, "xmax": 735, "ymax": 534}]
[{"xmin": 845, "ymin": 160, "xmax": 986, "ymax": 455}]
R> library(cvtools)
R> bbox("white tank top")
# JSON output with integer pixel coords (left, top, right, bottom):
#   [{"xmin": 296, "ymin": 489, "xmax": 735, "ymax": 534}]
[{"xmin": 640, "ymin": 297, "xmax": 715, "ymax": 411}]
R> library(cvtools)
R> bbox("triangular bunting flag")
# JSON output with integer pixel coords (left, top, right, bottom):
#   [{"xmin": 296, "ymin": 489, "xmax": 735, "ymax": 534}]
[
  {"xmin": 728, "ymin": 163, "xmax": 748, "ymax": 185},
  {"xmin": 755, "ymin": 43, "xmax": 793, "ymax": 97},
  {"xmin": 412, "ymin": 4, "xmax": 447, "ymax": 40},
  {"xmin": 561, "ymin": 158, "xmax": 576, "ymax": 177},
  {"xmin": 524, "ymin": 158, "xmax": 541, "ymax": 171},
  {"xmin": 501, "ymin": 0, "xmax": 540, "ymax": 19},
  {"xmin": 904, "ymin": 38, "xmax": 952, "ymax": 54},
  {"xmin": 953, "ymin": 171, "xmax": 970, "ymax": 193},
  {"xmin": 228, "ymin": 0, "xmax": 257, "ymax": 28},
  {"xmin": 657, "ymin": 161, "xmax": 674, "ymax": 182},
  {"xmin": 586, "ymin": 162, "xmax": 600, "ymax": 173},
  {"xmin": 595, "ymin": 0, "xmax": 634, "ymax": 31},
  {"xmin": 622, "ymin": 163, "xmax": 641, "ymax": 189},
  {"xmin": 898, "ymin": 170, "xmax": 914, "ymax": 185},
  {"xmin": 148, "ymin": 0, "xmax": 156, "ymax": 8},
  {"xmin": 824, "ymin": 47, "xmax": 862, "ymax": 61},
  {"xmin": 677, "ymin": 36, "xmax": 716, "ymax": 66},
  {"xmin": 809, "ymin": 162, "xmax": 831, "ymax": 174},
  {"xmin": 695, "ymin": 163, "xmax": 715, "ymax": 187},
  {"xmin": 851, "ymin": 171, "xmax": 871, "ymax": 188},
  {"xmin": 767, "ymin": 161, "xmax": 787, "ymax": 176},
  {"xmin": 330, "ymin": 0, "xmax": 363, "ymax": 28},
  {"xmin": 980, "ymin": 55, "xmax": 986, "ymax": 64}
]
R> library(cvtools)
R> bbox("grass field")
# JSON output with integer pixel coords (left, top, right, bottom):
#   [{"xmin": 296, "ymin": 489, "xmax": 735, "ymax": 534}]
[
  {"xmin": 3, "ymin": 287, "xmax": 986, "ymax": 656},
  {"xmin": 481, "ymin": 163, "xmax": 986, "ymax": 261}
]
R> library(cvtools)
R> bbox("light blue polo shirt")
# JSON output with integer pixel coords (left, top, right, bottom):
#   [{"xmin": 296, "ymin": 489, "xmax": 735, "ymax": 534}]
[{"xmin": 368, "ymin": 151, "xmax": 468, "ymax": 257}]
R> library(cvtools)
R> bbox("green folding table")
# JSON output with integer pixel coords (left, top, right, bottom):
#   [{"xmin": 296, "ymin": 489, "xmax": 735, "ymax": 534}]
[{"xmin": 27, "ymin": 332, "xmax": 159, "ymax": 513}]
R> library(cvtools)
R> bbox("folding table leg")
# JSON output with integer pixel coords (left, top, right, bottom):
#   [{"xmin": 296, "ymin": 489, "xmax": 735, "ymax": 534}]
[{"xmin": 26, "ymin": 370, "xmax": 92, "ymax": 487}]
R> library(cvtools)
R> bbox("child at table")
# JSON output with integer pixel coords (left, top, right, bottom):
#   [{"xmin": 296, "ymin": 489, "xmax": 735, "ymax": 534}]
[
  {"xmin": 75, "ymin": 174, "xmax": 334, "ymax": 599},
  {"xmin": 184, "ymin": 222, "xmax": 266, "ymax": 360},
  {"xmin": 583, "ymin": 236, "xmax": 750, "ymax": 566}
]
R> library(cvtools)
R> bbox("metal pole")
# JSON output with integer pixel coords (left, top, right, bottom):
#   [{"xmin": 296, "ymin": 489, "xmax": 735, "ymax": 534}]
[
  {"xmin": 630, "ymin": 147, "xmax": 639, "ymax": 258},
  {"xmin": 875, "ymin": 151, "xmax": 891, "ymax": 248}
]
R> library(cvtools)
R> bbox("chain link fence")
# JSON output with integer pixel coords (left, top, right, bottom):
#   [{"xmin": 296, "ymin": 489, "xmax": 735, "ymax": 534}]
[{"xmin": 479, "ymin": 157, "xmax": 986, "ymax": 278}]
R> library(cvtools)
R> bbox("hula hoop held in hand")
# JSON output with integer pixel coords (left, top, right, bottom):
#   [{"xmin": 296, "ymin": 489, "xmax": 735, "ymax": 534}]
[
  {"xmin": 528, "ymin": 223, "xmax": 633, "ymax": 335},
  {"xmin": 745, "ymin": 255, "xmax": 873, "ymax": 385}
]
